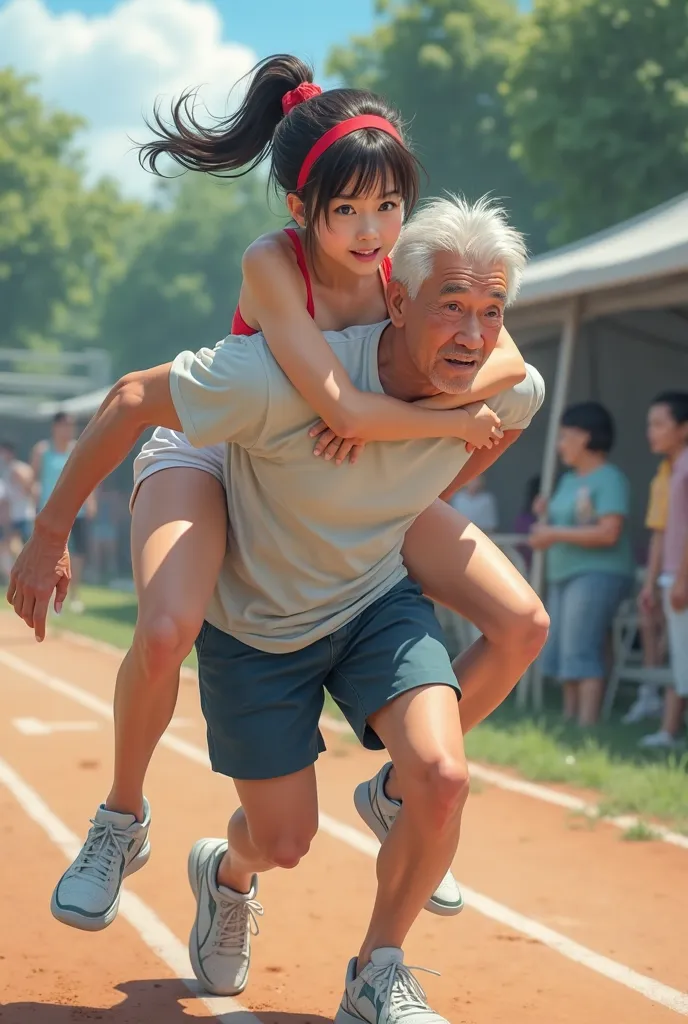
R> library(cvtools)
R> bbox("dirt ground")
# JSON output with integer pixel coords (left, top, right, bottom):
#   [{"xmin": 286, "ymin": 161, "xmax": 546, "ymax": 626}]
[{"xmin": 1, "ymin": 612, "xmax": 686, "ymax": 1023}]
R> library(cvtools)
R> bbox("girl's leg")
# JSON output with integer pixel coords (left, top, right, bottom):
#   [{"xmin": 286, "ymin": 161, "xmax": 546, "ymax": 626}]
[
  {"xmin": 401, "ymin": 499, "xmax": 549, "ymax": 734},
  {"xmin": 106, "ymin": 468, "xmax": 227, "ymax": 817}
]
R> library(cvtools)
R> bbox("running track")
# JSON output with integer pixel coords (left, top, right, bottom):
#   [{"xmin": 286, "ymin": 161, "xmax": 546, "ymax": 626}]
[{"xmin": 1, "ymin": 611, "xmax": 687, "ymax": 1023}]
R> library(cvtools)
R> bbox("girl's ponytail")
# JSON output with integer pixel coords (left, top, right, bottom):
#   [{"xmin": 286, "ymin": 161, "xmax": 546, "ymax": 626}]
[{"xmin": 138, "ymin": 54, "xmax": 314, "ymax": 177}]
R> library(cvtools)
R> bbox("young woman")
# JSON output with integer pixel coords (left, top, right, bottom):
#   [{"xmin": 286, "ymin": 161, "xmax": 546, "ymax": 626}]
[{"xmin": 9, "ymin": 56, "xmax": 549, "ymax": 931}]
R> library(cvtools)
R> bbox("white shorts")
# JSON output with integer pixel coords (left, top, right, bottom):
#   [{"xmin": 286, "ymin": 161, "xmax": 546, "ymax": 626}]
[
  {"xmin": 661, "ymin": 578, "xmax": 688, "ymax": 697},
  {"xmin": 130, "ymin": 427, "xmax": 225, "ymax": 511}
]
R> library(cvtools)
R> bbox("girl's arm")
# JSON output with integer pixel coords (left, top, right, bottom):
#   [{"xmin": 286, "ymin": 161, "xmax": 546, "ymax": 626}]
[{"xmin": 241, "ymin": 239, "xmax": 512, "ymax": 444}]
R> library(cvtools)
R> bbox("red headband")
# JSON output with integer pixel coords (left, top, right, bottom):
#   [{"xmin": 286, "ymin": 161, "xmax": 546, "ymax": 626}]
[{"xmin": 297, "ymin": 115, "xmax": 403, "ymax": 191}]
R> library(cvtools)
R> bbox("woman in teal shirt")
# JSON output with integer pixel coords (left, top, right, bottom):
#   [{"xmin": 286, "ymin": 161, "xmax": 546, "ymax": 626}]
[{"xmin": 530, "ymin": 402, "xmax": 634, "ymax": 726}]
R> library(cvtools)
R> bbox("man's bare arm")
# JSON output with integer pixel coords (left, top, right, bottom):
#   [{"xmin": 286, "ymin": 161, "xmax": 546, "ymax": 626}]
[
  {"xmin": 35, "ymin": 364, "xmax": 179, "ymax": 543},
  {"xmin": 439, "ymin": 430, "xmax": 522, "ymax": 503}
]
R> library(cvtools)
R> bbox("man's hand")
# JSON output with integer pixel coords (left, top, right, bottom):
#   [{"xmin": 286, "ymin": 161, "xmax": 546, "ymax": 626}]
[
  {"xmin": 528, "ymin": 523, "xmax": 559, "ymax": 550},
  {"xmin": 6, "ymin": 528, "xmax": 72, "ymax": 641},
  {"xmin": 670, "ymin": 576, "xmax": 688, "ymax": 613}
]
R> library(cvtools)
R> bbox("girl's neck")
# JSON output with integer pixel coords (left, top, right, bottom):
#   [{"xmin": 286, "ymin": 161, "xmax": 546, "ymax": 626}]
[{"xmin": 573, "ymin": 451, "xmax": 606, "ymax": 475}]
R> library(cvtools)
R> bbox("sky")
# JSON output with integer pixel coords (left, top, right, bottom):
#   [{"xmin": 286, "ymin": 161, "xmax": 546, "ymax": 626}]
[{"xmin": 0, "ymin": 0, "xmax": 380, "ymax": 196}]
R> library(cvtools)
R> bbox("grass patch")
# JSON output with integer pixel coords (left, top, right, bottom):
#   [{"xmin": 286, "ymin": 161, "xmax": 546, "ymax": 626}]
[
  {"xmin": 56, "ymin": 585, "xmax": 688, "ymax": 830},
  {"xmin": 622, "ymin": 820, "xmax": 659, "ymax": 842},
  {"xmin": 465, "ymin": 693, "xmax": 688, "ymax": 832},
  {"xmin": 53, "ymin": 584, "xmax": 197, "ymax": 669}
]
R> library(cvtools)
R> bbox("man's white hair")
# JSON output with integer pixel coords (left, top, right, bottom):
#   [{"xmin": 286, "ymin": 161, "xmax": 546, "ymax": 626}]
[{"xmin": 392, "ymin": 194, "xmax": 527, "ymax": 305}]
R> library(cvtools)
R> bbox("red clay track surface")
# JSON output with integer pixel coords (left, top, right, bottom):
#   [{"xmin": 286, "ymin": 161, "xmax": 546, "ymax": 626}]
[{"xmin": 1, "ymin": 611, "xmax": 687, "ymax": 1023}]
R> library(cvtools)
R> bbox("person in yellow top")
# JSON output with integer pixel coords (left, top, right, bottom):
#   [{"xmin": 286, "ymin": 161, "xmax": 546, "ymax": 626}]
[{"xmin": 623, "ymin": 458, "xmax": 671, "ymax": 724}]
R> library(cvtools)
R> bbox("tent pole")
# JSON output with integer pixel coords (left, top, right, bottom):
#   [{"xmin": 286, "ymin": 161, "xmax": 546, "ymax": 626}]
[{"xmin": 518, "ymin": 299, "xmax": 580, "ymax": 710}]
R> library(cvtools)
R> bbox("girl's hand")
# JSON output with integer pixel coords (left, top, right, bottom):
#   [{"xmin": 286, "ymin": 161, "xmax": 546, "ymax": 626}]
[
  {"xmin": 458, "ymin": 403, "xmax": 503, "ymax": 452},
  {"xmin": 309, "ymin": 421, "xmax": 366, "ymax": 465}
]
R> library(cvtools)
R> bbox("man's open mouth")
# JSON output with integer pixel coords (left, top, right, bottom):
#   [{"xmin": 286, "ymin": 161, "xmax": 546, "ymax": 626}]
[{"xmin": 443, "ymin": 355, "xmax": 478, "ymax": 369}]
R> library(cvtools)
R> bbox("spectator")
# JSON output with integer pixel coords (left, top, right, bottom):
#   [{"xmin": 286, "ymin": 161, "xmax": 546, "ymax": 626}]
[
  {"xmin": 448, "ymin": 474, "xmax": 499, "ymax": 533},
  {"xmin": 639, "ymin": 392, "xmax": 688, "ymax": 749},
  {"xmin": 623, "ymin": 442, "xmax": 671, "ymax": 724},
  {"xmin": 32, "ymin": 413, "xmax": 96, "ymax": 614},
  {"xmin": 0, "ymin": 440, "xmax": 35, "ymax": 545},
  {"xmin": 530, "ymin": 402, "xmax": 634, "ymax": 726}
]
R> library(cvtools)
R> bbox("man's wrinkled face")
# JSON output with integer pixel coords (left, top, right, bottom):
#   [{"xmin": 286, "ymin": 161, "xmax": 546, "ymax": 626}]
[{"xmin": 400, "ymin": 251, "xmax": 508, "ymax": 393}]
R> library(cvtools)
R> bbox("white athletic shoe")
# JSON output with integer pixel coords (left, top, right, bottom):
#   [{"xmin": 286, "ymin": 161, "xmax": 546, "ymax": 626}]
[
  {"xmin": 51, "ymin": 799, "xmax": 151, "ymax": 930},
  {"xmin": 187, "ymin": 838, "xmax": 263, "ymax": 996},
  {"xmin": 638, "ymin": 729, "xmax": 685, "ymax": 750},
  {"xmin": 622, "ymin": 694, "xmax": 663, "ymax": 725},
  {"xmin": 354, "ymin": 762, "xmax": 463, "ymax": 916},
  {"xmin": 335, "ymin": 947, "xmax": 448, "ymax": 1024}
]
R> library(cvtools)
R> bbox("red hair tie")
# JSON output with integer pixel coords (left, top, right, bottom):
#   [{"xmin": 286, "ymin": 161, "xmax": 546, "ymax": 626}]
[{"xmin": 282, "ymin": 82, "xmax": 323, "ymax": 115}]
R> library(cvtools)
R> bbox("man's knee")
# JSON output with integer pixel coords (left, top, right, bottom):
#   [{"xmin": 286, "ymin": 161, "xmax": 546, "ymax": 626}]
[
  {"xmin": 134, "ymin": 611, "xmax": 201, "ymax": 674},
  {"xmin": 403, "ymin": 754, "xmax": 470, "ymax": 830},
  {"xmin": 252, "ymin": 822, "xmax": 317, "ymax": 870}
]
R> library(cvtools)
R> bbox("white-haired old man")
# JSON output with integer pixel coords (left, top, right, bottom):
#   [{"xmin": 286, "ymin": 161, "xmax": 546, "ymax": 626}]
[{"xmin": 9, "ymin": 196, "xmax": 545, "ymax": 1024}]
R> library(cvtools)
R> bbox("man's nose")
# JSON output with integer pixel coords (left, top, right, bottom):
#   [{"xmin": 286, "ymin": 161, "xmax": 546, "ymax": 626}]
[{"xmin": 456, "ymin": 313, "xmax": 483, "ymax": 349}]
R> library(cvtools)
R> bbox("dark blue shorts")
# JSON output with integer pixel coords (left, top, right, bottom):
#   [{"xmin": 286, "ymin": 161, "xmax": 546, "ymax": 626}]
[{"xmin": 195, "ymin": 578, "xmax": 460, "ymax": 781}]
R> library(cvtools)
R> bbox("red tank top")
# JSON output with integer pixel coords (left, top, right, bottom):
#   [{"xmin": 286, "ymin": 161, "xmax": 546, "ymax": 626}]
[{"xmin": 231, "ymin": 227, "xmax": 393, "ymax": 335}]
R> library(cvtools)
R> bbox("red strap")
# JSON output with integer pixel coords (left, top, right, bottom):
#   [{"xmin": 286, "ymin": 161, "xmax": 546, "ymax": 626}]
[
  {"xmin": 231, "ymin": 228, "xmax": 314, "ymax": 333},
  {"xmin": 283, "ymin": 228, "xmax": 315, "ymax": 319},
  {"xmin": 381, "ymin": 256, "xmax": 393, "ymax": 283},
  {"xmin": 297, "ymin": 115, "xmax": 403, "ymax": 191}
]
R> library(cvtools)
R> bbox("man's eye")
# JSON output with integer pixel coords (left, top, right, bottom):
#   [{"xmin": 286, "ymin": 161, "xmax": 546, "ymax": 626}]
[
  {"xmin": 484, "ymin": 309, "xmax": 502, "ymax": 318},
  {"xmin": 444, "ymin": 302, "xmax": 460, "ymax": 313}
]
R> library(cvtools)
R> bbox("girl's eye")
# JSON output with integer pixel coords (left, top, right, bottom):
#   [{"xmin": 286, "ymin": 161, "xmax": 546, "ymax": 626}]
[
  {"xmin": 379, "ymin": 201, "xmax": 398, "ymax": 212},
  {"xmin": 334, "ymin": 204, "xmax": 355, "ymax": 216}
]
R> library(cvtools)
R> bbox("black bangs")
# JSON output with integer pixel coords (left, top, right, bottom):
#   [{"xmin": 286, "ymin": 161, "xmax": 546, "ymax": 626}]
[{"xmin": 301, "ymin": 129, "xmax": 421, "ymax": 229}]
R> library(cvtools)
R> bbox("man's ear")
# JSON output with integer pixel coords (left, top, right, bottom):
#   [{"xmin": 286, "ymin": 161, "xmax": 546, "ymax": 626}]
[
  {"xmin": 286, "ymin": 193, "xmax": 306, "ymax": 227},
  {"xmin": 386, "ymin": 279, "xmax": 408, "ymax": 326}
]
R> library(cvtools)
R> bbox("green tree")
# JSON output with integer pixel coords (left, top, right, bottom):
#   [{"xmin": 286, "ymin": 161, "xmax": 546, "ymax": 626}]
[
  {"xmin": 328, "ymin": 0, "xmax": 552, "ymax": 252},
  {"xmin": 0, "ymin": 69, "xmax": 145, "ymax": 351},
  {"xmin": 504, "ymin": 0, "xmax": 688, "ymax": 244},
  {"xmin": 101, "ymin": 173, "xmax": 283, "ymax": 373}
]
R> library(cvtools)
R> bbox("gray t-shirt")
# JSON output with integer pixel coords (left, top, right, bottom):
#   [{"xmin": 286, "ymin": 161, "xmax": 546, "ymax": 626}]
[{"xmin": 170, "ymin": 321, "xmax": 545, "ymax": 652}]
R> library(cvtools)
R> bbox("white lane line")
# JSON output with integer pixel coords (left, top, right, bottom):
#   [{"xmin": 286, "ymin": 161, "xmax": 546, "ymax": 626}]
[
  {"xmin": 45, "ymin": 628, "xmax": 688, "ymax": 853},
  {"xmin": 3, "ymin": 649, "xmax": 688, "ymax": 1014},
  {"xmin": 0, "ymin": 754, "xmax": 259, "ymax": 1024}
]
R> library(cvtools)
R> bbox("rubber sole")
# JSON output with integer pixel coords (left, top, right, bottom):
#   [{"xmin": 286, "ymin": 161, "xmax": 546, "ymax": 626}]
[
  {"xmin": 50, "ymin": 839, "xmax": 151, "ymax": 932},
  {"xmin": 187, "ymin": 838, "xmax": 248, "ymax": 997},
  {"xmin": 353, "ymin": 781, "xmax": 464, "ymax": 917}
]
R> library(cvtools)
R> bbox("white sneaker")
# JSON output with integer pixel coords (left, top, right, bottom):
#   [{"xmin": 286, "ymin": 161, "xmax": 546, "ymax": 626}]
[
  {"xmin": 623, "ymin": 695, "xmax": 663, "ymax": 725},
  {"xmin": 51, "ymin": 799, "xmax": 151, "ymax": 930},
  {"xmin": 354, "ymin": 763, "xmax": 463, "ymax": 917},
  {"xmin": 187, "ymin": 838, "xmax": 263, "ymax": 996},
  {"xmin": 638, "ymin": 729, "xmax": 685, "ymax": 750},
  {"xmin": 335, "ymin": 947, "xmax": 448, "ymax": 1024}
]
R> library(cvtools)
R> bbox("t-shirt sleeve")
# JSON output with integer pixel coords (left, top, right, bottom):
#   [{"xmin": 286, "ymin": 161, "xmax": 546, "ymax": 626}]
[
  {"xmin": 485, "ymin": 363, "xmax": 546, "ymax": 432},
  {"xmin": 169, "ymin": 336, "xmax": 269, "ymax": 449},
  {"xmin": 595, "ymin": 467, "xmax": 630, "ymax": 517}
]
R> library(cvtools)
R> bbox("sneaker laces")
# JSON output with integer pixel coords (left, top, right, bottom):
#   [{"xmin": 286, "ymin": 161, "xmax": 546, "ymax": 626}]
[
  {"xmin": 368, "ymin": 960, "xmax": 440, "ymax": 1017},
  {"xmin": 215, "ymin": 896, "xmax": 264, "ymax": 953},
  {"xmin": 73, "ymin": 819, "xmax": 130, "ymax": 886}
]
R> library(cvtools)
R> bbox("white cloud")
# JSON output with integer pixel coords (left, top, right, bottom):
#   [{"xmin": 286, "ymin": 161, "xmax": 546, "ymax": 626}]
[{"xmin": 0, "ymin": 0, "xmax": 258, "ymax": 197}]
